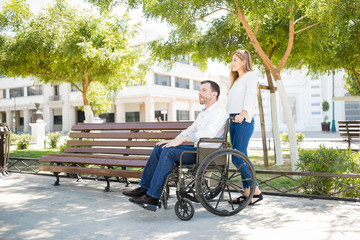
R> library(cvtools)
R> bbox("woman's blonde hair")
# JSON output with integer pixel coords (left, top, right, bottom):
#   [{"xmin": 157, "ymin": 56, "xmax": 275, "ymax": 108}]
[{"xmin": 229, "ymin": 49, "xmax": 253, "ymax": 89}]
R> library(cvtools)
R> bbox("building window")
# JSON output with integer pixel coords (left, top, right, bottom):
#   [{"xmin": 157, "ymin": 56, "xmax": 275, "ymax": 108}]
[
  {"xmin": 345, "ymin": 101, "xmax": 360, "ymax": 120},
  {"xmin": 54, "ymin": 85, "xmax": 60, "ymax": 96},
  {"xmin": 0, "ymin": 89, "xmax": 6, "ymax": 99},
  {"xmin": 154, "ymin": 74, "xmax": 171, "ymax": 87},
  {"xmin": 155, "ymin": 110, "xmax": 168, "ymax": 121},
  {"xmin": 193, "ymin": 81, "xmax": 201, "ymax": 91},
  {"xmin": 77, "ymin": 109, "xmax": 85, "ymax": 123},
  {"xmin": 175, "ymin": 77, "xmax": 189, "ymax": 89},
  {"xmin": 311, "ymin": 94, "xmax": 320, "ymax": 97},
  {"xmin": 311, "ymin": 85, "xmax": 320, "ymax": 89},
  {"xmin": 10, "ymin": 87, "xmax": 24, "ymax": 97},
  {"xmin": 177, "ymin": 110, "xmax": 189, "ymax": 121},
  {"xmin": 194, "ymin": 111, "xmax": 201, "ymax": 119},
  {"xmin": 99, "ymin": 113, "xmax": 115, "ymax": 123},
  {"xmin": 311, "ymin": 103, "xmax": 320, "ymax": 107},
  {"xmin": 27, "ymin": 85, "xmax": 43, "ymax": 96},
  {"xmin": 126, "ymin": 112, "xmax": 140, "ymax": 122},
  {"xmin": 176, "ymin": 55, "xmax": 190, "ymax": 65},
  {"xmin": 311, "ymin": 112, "xmax": 321, "ymax": 115},
  {"xmin": 54, "ymin": 115, "xmax": 62, "ymax": 125}
]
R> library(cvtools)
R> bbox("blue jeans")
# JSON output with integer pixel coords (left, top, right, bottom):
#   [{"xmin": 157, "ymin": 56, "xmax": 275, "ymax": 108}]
[
  {"xmin": 229, "ymin": 115, "xmax": 257, "ymax": 189},
  {"xmin": 139, "ymin": 145, "xmax": 197, "ymax": 199}
]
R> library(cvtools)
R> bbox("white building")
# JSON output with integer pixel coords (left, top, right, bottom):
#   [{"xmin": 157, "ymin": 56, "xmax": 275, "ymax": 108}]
[
  {"xmin": 0, "ymin": 59, "xmax": 229, "ymax": 133},
  {"xmin": 1, "ymin": 65, "xmax": 358, "ymax": 135}
]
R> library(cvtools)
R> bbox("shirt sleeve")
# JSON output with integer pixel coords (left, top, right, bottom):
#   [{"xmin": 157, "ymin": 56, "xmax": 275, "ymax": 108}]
[
  {"xmin": 175, "ymin": 119, "xmax": 198, "ymax": 140},
  {"xmin": 242, "ymin": 72, "xmax": 258, "ymax": 113}
]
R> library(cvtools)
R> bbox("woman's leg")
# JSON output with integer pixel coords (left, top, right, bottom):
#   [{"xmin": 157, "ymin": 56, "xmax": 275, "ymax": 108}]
[{"xmin": 229, "ymin": 119, "xmax": 256, "ymax": 190}]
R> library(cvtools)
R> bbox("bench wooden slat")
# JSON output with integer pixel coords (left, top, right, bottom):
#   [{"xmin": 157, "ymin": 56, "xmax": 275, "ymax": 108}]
[
  {"xmin": 64, "ymin": 147, "xmax": 153, "ymax": 155},
  {"xmin": 67, "ymin": 140, "xmax": 157, "ymax": 147},
  {"xmin": 45, "ymin": 153, "xmax": 148, "ymax": 160},
  {"xmin": 39, "ymin": 165, "xmax": 142, "ymax": 178},
  {"xmin": 340, "ymin": 133, "xmax": 360, "ymax": 137},
  {"xmin": 69, "ymin": 131, "xmax": 180, "ymax": 139},
  {"xmin": 40, "ymin": 156, "xmax": 147, "ymax": 167},
  {"xmin": 71, "ymin": 122, "xmax": 192, "ymax": 131},
  {"xmin": 41, "ymin": 121, "xmax": 195, "ymax": 190}
]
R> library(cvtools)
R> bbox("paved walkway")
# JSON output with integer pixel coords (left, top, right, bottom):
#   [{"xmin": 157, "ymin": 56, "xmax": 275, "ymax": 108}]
[{"xmin": 1, "ymin": 173, "xmax": 359, "ymax": 240}]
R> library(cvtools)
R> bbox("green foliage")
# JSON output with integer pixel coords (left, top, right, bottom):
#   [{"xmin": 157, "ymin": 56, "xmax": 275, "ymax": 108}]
[
  {"xmin": 344, "ymin": 73, "xmax": 360, "ymax": 96},
  {"xmin": 10, "ymin": 133, "xmax": 20, "ymax": 145},
  {"xmin": 322, "ymin": 101, "xmax": 330, "ymax": 124},
  {"xmin": 78, "ymin": 82, "xmax": 112, "ymax": 116},
  {"xmin": 10, "ymin": 149, "xmax": 60, "ymax": 158},
  {"xmin": 280, "ymin": 132, "xmax": 304, "ymax": 147},
  {"xmin": 322, "ymin": 101, "xmax": 330, "ymax": 112},
  {"xmin": 0, "ymin": 0, "xmax": 31, "ymax": 31},
  {"xmin": 46, "ymin": 131, "xmax": 63, "ymax": 149},
  {"xmin": 16, "ymin": 134, "xmax": 32, "ymax": 150},
  {"xmin": 297, "ymin": 146, "xmax": 360, "ymax": 198},
  {"xmin": 0, "ymin": 0, "xmax": 149, "ymax": 115}
]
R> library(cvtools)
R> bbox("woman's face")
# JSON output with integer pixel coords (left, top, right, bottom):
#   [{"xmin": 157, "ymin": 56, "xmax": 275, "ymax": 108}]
[{"xmin": 231, "ymin": 54, "xmax": 245, "ymax": 73}]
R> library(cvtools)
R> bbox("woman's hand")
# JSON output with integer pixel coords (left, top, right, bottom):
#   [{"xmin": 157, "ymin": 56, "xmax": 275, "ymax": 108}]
[{"xmin": 233, "ymin": 114, "xmax": 245, "ymax": 123}]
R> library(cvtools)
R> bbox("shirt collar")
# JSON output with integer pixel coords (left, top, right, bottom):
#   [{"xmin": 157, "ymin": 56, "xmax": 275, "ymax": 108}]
[{"xmin": 202, "ymin": 101, "xmax": 219, "ymax": 112}]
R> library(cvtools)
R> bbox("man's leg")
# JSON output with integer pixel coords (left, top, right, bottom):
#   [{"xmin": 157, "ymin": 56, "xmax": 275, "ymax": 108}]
[
  {"xmin": 146, "ymin": 145, "xmax": 196, "ymax": 199},
  {"xmin": 123, "ymin": 145, "xmax": 164, "ymax": 197},
  {"xmin": 129, "ymin": 145, "xmax": 196, "ymax": 209}
]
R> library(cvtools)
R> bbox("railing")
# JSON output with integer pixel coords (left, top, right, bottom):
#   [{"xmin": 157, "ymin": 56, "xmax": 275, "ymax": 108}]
[{"xmin": 8, "ymin": 157, "xmax": 360, "ymax": 202}]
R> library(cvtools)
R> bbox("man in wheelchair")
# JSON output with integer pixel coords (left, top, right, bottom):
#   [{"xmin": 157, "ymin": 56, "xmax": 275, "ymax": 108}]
[{"xmin": 123, "ymin": 80, "xmax": 228, "ymax": 211}]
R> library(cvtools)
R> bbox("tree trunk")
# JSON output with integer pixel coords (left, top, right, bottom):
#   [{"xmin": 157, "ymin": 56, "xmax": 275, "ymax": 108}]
[
  {"xmin": 264, "ymin": 69, "xmax": 283, "ymax": 165},
  {"xmin": 82, "ymin": 75, "xmax": 94, "ymax": 123},
  {"xmin": 276, "ymin": 79, "xmax": 299, "ymax": 171},
  {"xmin": 236, "ymin": 4, "xmax": 298, "ymax": 170}
]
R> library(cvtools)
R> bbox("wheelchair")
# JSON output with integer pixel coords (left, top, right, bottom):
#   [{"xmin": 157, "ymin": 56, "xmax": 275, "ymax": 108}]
[{"xmin": 160, "ymin": 118, "xmax": 257, "ymax": 221}]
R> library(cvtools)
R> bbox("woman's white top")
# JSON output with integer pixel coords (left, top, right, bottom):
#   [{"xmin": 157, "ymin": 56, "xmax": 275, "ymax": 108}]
[{"xmin": 226, "ymin": 71, "xmax": 258, "ymax": 123}]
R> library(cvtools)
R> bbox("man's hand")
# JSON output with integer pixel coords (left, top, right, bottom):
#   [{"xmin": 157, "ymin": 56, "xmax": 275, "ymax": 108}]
[
  {"xmin": 156, "ymin": 140, "xmax": 170, "ymax": 146},
  {"xmin": 162, "ymin": 138, "xmax": 185, "ymax": 148}
]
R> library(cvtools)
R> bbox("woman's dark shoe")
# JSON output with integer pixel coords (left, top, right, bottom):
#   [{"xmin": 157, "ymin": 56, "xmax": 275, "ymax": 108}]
[
  {"xmin": 228, "ymin": 195, "xmax": 247, "ymax": 204},
  {"xmin": 228, "ymin": 193, "xmax": 263, "ymax": 205},
  {"xmin": 123, "ymin": 187, "xmax": 147, "ymax": 197},
  {"xmin": 249, "ymin": 193, "xmax": 263, "ymax": 205}
]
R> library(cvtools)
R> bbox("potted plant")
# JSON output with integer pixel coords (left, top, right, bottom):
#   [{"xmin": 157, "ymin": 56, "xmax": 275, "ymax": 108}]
[{"xmin": 321, "ymin": 101, "xmax": 330, "ymax": 131}]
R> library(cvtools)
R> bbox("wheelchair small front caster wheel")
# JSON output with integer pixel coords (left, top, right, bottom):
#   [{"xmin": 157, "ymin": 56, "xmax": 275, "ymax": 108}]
[{"xmin": 175, "ymin": 198, "xmax": 194, "ymax": 221}]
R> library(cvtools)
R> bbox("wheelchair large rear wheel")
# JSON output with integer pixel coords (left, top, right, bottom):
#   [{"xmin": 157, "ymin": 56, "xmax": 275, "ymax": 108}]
[{"xmin": 195, "ymin": 149, "xmax": 257, "ymax": 216}]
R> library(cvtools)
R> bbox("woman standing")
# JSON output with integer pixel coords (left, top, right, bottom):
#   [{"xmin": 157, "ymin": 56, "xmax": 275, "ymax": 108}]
[{"xmin": 227, "ymin": 49, "xmax": 263, "ymax": 205}]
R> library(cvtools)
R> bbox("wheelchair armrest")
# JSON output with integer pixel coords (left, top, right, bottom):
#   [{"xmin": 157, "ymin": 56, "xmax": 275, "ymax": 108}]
[
  {"xmin": 197, "ymin": 138, "xmax": 228, "ymax": 149},
  {"xmin": 198, "ymin": 138, "xmax": 226, "ymax": 143}
]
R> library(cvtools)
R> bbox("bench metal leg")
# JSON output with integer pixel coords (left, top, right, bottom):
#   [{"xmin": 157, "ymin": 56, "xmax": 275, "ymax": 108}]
[
  {"xmin": 104, "ymin": 176, "xmax": 110, "ymax": 192},
  {"xmin": 54, "ymin": 172, "xmax": 60, "ymax": 186}
]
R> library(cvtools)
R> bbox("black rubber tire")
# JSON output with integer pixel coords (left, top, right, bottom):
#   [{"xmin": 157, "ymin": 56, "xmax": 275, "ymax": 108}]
[
  {"xmin": 195, "ymin": 149, "xmax": 256, "ymax": 216},
  {"xmin": 174, "ymin": 198, "xmax": 195, "ymax": 221}
]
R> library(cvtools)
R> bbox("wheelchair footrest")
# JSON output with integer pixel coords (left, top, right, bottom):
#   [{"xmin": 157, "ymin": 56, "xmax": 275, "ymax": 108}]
[{"xmin": 143, "ymin": 202, "xmax": 162, "ymax": 212}]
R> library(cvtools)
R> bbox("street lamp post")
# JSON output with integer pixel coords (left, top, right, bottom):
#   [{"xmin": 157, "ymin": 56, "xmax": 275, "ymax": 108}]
[{"xmin": 331, "ymin": 71, "xmax": 336, "ymax": 132}]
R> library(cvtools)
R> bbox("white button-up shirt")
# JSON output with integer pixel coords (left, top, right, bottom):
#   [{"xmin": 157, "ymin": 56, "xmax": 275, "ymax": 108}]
[{"xmin": 176, "ymin": 102, "xmax": 228, "ymax": 148}]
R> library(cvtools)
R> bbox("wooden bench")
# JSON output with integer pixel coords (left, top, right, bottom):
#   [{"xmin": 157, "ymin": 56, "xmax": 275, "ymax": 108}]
[
  {"xmin": 338, "ymin": 120, "xmax": 360, "ymax": 149},
  {"xmin": 39, "ymin": 121, "xmax": 192, "ymax": 191}
]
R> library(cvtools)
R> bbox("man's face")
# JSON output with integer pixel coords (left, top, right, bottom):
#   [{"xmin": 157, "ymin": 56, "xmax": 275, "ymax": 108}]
[{"xmin": 199, "ymin": 83, "xmax": 216, "ymax": 105}]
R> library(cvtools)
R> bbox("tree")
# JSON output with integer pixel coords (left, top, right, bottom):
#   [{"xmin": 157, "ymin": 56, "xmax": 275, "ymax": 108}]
[
  {"xmin": 89, "ymin": 0, "xmax": 327, "ymax": 170},
  {"xmin": 302, "ymin": 0, "xmax": 360, "ymax": 96},
  {"xmin": 0, "ymin": 0, "xmax": 148, "ymax": 122}
]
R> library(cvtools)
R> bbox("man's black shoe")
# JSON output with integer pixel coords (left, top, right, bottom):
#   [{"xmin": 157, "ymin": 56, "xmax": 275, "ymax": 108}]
[
  {"xmin": 122, "ymin": 187, "xmax": 147, "ymax": 197},
  {"xmin": 129, "ymin": 195, "xmax": 160, "ymax": 212}
]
